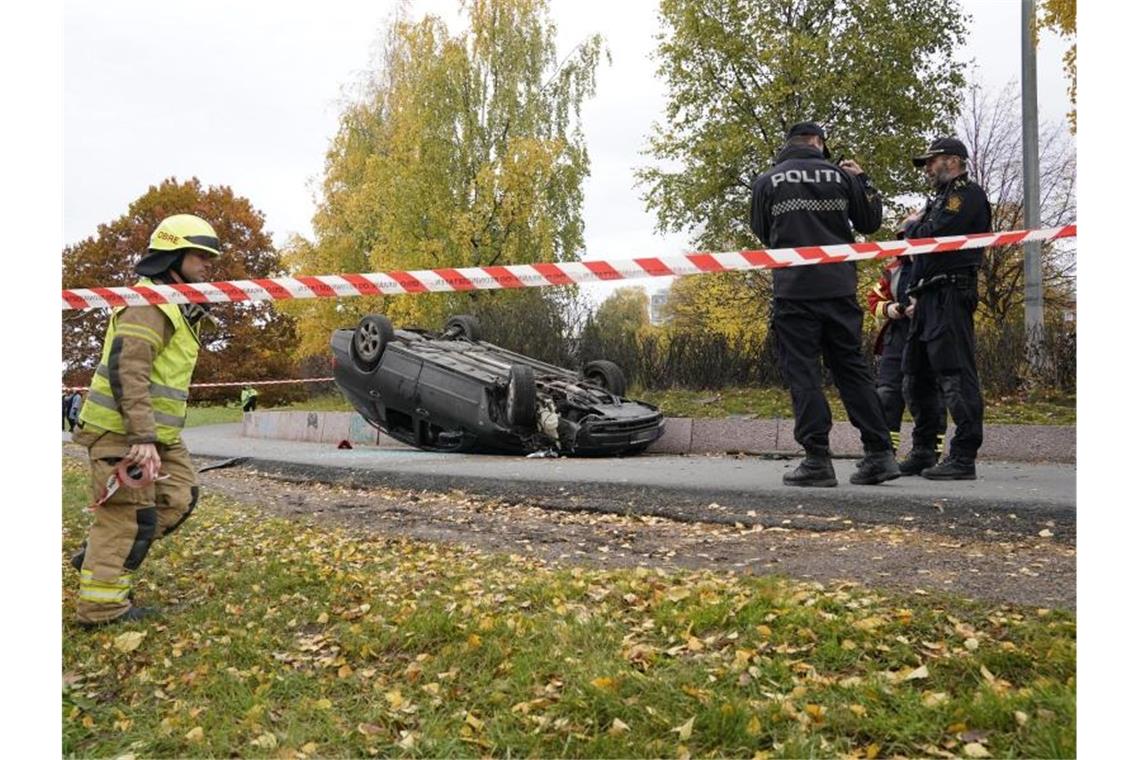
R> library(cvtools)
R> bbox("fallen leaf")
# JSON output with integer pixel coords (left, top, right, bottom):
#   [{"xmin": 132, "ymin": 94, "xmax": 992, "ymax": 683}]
[
  {"xmin": 905, "ymin": 665, "xmax": 930, "ymax": 681},
  {"xmin": 922, "ymin": 692, "xmax": 949, "ymax": 707},
  {"xmin": 964, "ymin": 638, "xmax": 979, "ymax": 651},
  {"xmin": 316, "ymin": 612, "xmax": 329, "ymax": 624},
  {"xmin": 465, "ymin": 712, "xmax": 485, "ymax": 731},
  {"xmin": 848, "ymin": 704, "xmax": 867, "ymax": 717},
  {"xmin": 1015, "ymin": 710, "xmax": 1029, "ymax": 726},
  {"xmin": 357, "ymin": 723, "xmax": 383, "ymax": 737},
  {"xmin": 114, "ymin": 631, "xmax": 146, "ymax": 654},
  {"xmin": 386, "ymin": 689, "xmax": 404, "ymax": 709},
  {"xmin": 609, "ymin": 718, "xmax": 630, "ymax": 735},
  {"xmin": 673, "ymin": 716, "xmax": 695, "ymax": 741},
  {"xmin": 591, "ymin": 677, "xmax": 617, "ymax": 692},
  {"xmin": 337, "ymin": 664, "xmax": 354, "ymax": 679},
  {"xmin": 301, "ymin": 742, "xmax": 318, "ymax": 754},
  {"xmin": 963, "ymin": 742, "xmax": 991, "ymax": 758},
  {"xmin": 314, "ymin": 698, "xmax": 332, "ymax": 711},
  {"xmin": 865, "ymin": 743, "xmax": 880, "ymax": 760},
  {"xmin": 398, "ymin": 732, "xmax": 417, "ymax": 749},
  {"xmin": 1038, "ymin": 529, "xmax": 1054, "ymax": 538},
  {"xmin": 250, "ymin": 732, "xmax": 278, "ymax": 749},
  {"xmin": 746, "ymin": 715, "xmax": 762, "ymax": 734},
  {"xmin": 184, "ymin": 727, "xmax": 204, "ymax": 743}
]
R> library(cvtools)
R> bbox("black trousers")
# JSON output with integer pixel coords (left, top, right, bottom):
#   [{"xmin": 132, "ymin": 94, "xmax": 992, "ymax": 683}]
[
  {"xmin": 772, "ymin": 296, "xmax": 892, "ymax": 455},
  {"xmin": 243, "ymin": 398, "xmax": 258, "ymax": 413},
  {"xmin": 903, "ymin": 283, "xmax": 984, "ymax": 460},
  {"xmin": 876, "ymin": 319, "xmax": 946, "ymax": 439}
]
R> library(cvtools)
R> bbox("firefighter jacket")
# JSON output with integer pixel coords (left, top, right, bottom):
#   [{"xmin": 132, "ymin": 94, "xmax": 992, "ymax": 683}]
[
  {"xmin": 79, "ymin": 279, "xmax": 202, "ymax": 445},
  {"xmin": 867, "ymin": 258, "xmax": 914, "ymax": 355},
  {"xmin": 905, "ymin": 173, "xmax": 993, "ymax": 280},
  {"xmin": 749, "ymin": 144, "xmax": 883, "ymax": 299}
]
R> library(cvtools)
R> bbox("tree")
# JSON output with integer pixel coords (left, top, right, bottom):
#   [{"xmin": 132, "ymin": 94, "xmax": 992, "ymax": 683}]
[
  {"xmin": 957, "ymin": 80, "xmax": 1076, "ymax": 323},
  {"xmin": 62, "ymin": 178, "xmax": 302, "ymax": 403},
  {"xmin": 637, "ymin": 0, "xmax": 968, "ymax": 254},
  {"xmin": 1038, "ymin": 0, "xmax": 1076, "ymax": 132},
  {"xmin": 593, "ymin": 287, "xmax": 650, "ymax": 338},
  {"xmin": 280, "ymin": 0, "xmax": 607, "ymax": 360},
  {"xmin": 662, "ymin": 272, "xmax": 768, "ymax": 340}
]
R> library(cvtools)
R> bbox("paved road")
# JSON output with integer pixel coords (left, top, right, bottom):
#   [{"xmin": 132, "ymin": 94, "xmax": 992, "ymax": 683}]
[{"xmin": 130, "ymin": 424, "xmax": 1075, "ymax": 542}]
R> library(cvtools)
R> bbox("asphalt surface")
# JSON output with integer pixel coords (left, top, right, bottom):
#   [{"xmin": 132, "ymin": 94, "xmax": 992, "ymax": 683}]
[{"xmin": 148, "ymin": 424, "xmax": 1076, "ymax": 543}]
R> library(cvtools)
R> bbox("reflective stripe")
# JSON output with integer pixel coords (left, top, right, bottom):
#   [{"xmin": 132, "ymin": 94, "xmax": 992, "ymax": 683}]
[
  {"xmin": 79, "ymin": 570, "xmax": 131, "ymax": 603},
  {"xmin": 117, "ymin": 323, "xmax": 164, "ymax": 351},
  {"xmin": 86, "ymin": 389, "xmax": 185, "ymax": 428},
  {"xmin": 95, "ymin": 366, "xmax": 188, "ymax": 401},
  {"xmin": 154, "ymin": 410, "xmax": 185, "ymax": 428}
]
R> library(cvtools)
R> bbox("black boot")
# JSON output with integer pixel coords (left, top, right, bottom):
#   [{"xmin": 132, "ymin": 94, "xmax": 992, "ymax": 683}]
[
  {"xmin": 850, "ymin": 450, "xmax": 902, "ymax": 485},
  {"xmin": 921, "ymin": 456, "xmax": 977, "ymax": 480},
  {"xmin": 70, "ymin": 545, "xmax": 86, "ymax": 572},
  {"xmin": 77, "ymin": 606, "xmax": 160, "ymax": 630},
  {"xmin": 783, "ymin": 453, "xmax": 837, "ymax": 488},
  {"xmin": 898, "ymin": 447, "xmax": 938, "ymax": 476}
]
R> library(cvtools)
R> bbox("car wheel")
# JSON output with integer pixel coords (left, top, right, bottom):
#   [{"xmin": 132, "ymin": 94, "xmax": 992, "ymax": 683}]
[
  {"xmin": 352, "ymin": 315, "xmax": 395, "ymax": 371},
  {"xmin": 506, "ymin": 364, "xmax": 537, "ymax": 429},
  {"xmin": 583, "ymin": 359, "xmax": 627, "ymax": 397},
  {"xmin": 445, "ymin": 314, "xmax": 482, "ymax": 341}
]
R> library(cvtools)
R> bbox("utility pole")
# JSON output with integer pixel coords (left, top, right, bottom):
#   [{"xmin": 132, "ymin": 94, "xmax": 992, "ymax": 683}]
[{"xmin": 1021, "ymin": 0, "xmax": 1044, "ymax": 359}]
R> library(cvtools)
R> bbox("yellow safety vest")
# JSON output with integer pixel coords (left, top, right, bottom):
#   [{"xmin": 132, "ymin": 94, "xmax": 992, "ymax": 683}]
[{"xmin": 79, "ymin": 279, "xmax": 201, "ymax": 444}]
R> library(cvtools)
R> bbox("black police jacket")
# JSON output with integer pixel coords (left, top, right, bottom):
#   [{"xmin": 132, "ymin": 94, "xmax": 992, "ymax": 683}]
[
  {"xmin": 904, "ymin": 173, "xmax": 992, "ymax": 280},
  {"xmin": 749, "ymin": 145, "xmax": 883, "ymax": 299}
]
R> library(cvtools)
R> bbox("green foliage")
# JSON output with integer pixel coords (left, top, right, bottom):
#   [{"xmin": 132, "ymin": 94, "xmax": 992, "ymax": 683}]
[
  {"xmin": 1038, "ymin": 0, "xmax": 1076, "ymax": 132},
  {"xmin": 637, "ymin": 0, "xmax": 968, "ymax": 252},
  {"xmin": 282, "ymin": 0, "xmax": 607, "ymax": 359},
  {"xmin": 593, "ymin": 286, "xmax": 651, "ymax": 338}
]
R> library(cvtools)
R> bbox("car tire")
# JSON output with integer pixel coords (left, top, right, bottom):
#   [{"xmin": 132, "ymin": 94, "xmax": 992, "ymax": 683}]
[
  {"xmin": 445, "ymin": 314, "xmax": 482, "ymax": 341},
  {"xmin": 583, "ymin": 359, "xmax": 627, "ymax": 397},
  {"xmin": 506, "ymin": 364, "xmax": 537, "ymax": 429},
  {"xmin": 352, "ymin": 315, "xmax": 395, "ymax": 371}
]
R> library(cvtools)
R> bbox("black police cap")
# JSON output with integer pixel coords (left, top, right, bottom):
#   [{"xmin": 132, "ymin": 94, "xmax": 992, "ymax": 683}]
[
  {"xmin": 912, "ymin": 137, "xmax": 969, "ymax": 167},
  {"xmin": 787, "ymin": 122, "xmax": 827, "ymax": 141},
  {"xmin": 786, "ymin": 122, "xmax": 831, "ymax": 158}
]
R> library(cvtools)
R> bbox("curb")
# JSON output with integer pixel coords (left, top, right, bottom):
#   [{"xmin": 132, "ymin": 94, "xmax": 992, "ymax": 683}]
[{"xmin": 240, "ymin": 411, "xmax": 1074, "ymax": 463}]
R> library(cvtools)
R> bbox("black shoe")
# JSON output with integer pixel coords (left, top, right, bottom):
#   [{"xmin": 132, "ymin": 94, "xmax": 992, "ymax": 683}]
[
  {"xmin": 77, "ymin": 606, "xmax": 159, "ymax": 630},
  {"xmin": 783, "ymin": 454, "xmax": 837, "ymax": 488},
  {"xmin": 921, "ymin": 457, "xmax": 976, "ymax": 480},
  {"xmin": 850, "ymin": 450, "xmax": 902, "ymax": 485},
  {"xmin": 69, "ymin": 546, "xmax": 86, "ymax": 572},
  {"xmin": 898, "ymin": 447, "xmax": 938, "ymax": 476}
]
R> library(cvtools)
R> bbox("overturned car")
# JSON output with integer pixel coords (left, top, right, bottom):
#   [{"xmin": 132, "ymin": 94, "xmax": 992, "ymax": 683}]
[{"xmin": 330, "ymin": 314, "xmax": 665, "ymax": 456}]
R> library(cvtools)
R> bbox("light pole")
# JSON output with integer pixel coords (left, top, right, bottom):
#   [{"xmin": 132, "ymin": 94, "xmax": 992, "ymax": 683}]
[{"xmin": 1021, "ymin": 0, "xmax": 1044, "ymax": 359}]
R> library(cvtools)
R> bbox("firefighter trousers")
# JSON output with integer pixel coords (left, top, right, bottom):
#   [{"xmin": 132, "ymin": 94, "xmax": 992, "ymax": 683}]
[{"xmin": 71, "ymin": 428, "xmax": 199, "ymax": 625}]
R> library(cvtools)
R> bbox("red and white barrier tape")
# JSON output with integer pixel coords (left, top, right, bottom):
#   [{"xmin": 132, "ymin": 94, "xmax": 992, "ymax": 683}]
[
  {"xmin": 61, "ymin": 225, "xmax": 1076, "ymax": 310},
  {"xmin": 62, "ymin": 377, "xmax": 335, "ymax": 393}
]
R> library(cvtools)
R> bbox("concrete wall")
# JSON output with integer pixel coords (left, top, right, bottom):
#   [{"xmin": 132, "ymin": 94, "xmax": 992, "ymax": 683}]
[{"xmin": 241, "ymin": 411, "xmax": 1074, "ymax": 462}]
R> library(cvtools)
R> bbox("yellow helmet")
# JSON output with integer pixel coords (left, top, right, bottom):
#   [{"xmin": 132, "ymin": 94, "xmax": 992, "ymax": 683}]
[
  {"xmin": 137, "ymin": 214, "xmax": 221, "ymax": 276},
  {"xmin": 148, "ymin": 214, "xmax": 221, "ymax": 257}
]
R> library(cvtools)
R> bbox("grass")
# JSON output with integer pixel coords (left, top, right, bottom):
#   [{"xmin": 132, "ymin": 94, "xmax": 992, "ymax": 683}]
[
  {"xmin": 633, "ymin": 387, "xmax": 1076, "ymax": 426},
  {"xmin": 62, "ymin": 458, "xmax": 1075, "ymax": 758},
  {"xmin": 186, "ymin": 388, "xmax": 1074, "ymax": 429}
]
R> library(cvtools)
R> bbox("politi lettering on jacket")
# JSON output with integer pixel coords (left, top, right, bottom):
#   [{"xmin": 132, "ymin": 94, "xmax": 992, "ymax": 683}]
[{"xmin": 770, "ymin": 168, "xmax": 844, "ymax": 188}]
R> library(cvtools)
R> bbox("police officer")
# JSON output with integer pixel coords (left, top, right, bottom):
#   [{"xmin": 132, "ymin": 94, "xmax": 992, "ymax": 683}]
[
  {"xmin": 899, "ymin": 137, "xmax": 992, "ymax": 479},
  {"xmin": 750, "ymin": 122, "xmax": 900, "ymax": 487}
]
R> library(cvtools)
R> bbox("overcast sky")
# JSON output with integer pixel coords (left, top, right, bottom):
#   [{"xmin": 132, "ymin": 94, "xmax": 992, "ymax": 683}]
[{"xmin": 63, "ymin": 0, "xmax": 1072, "ymax": 303}]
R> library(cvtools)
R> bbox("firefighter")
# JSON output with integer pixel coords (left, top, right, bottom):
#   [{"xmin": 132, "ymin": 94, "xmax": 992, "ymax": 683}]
[
  {"xmin": 900, "ymin": 137, "xmax": 992, "ymax": 479},
  {"xmin": 70, "ymin": 214, "xmax": 221, "ymax": 627},
  {"xmin": 867, "ymin": 255, "xmax": 946, "ymax": 467},
  {"xmin": 750, "ymin": 122, "xmax": 900, "ymax": 487}
]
